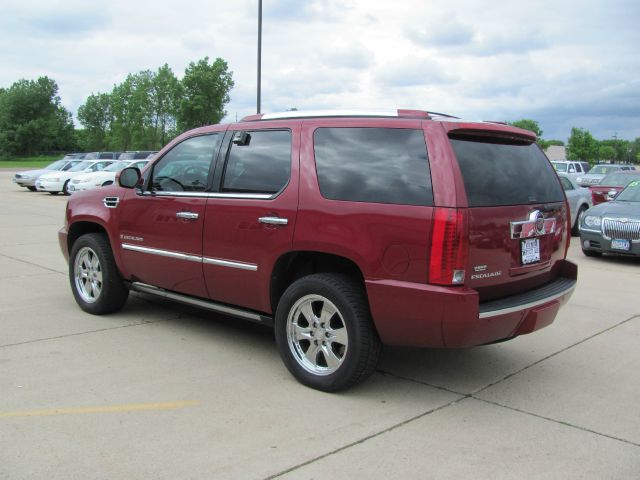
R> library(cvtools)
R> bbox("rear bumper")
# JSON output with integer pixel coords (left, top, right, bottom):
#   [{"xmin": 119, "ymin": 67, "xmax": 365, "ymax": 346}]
[{"xmin": 366, "ymin": 260, "xmax": 577, "ymax": 348}]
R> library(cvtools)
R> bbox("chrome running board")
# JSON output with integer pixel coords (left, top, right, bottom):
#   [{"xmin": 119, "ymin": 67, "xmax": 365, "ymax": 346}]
[{"xmin": 129, "ymin": 282, "xmax": 273, "ymax": 327}]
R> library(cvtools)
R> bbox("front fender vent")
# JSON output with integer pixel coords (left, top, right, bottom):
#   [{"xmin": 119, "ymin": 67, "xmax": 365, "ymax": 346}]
[{"xmin": 103, "ymin": 196, "xmax": 120, "ymax": 208}]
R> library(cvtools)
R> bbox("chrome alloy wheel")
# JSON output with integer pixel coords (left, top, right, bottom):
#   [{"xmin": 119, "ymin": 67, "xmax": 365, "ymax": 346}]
[
  {"xmin": 286, "ymin": 294, "xmax": 349, "ymax": 376},
  {"xmin": 74, "ymin": 246, "xmax": 103, "ymax": 303}
]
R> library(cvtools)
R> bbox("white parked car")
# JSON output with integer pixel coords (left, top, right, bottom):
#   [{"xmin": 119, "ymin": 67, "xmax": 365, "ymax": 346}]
[
  {"xmin": 557, "ymin": 173, "xmax": 592, "ymax": 236},
  {"xmin": 69, "ymin": 160, "xmax": 149, "ymax": 193},
  {"xmin": 36, "ymin": 160, "xmax": 115, "ymax": 195},
  {"xmin": 12, "ymin": 155, "xmax": 84, "ymax": 191},
  {"xmin": 551, "ymin": 160, "xmax": 590, "ymax": 181}
]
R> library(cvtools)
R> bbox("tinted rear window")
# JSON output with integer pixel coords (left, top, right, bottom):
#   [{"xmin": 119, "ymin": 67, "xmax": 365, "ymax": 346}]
[
  {"xmin": 314, "ymin": 128, "xmax": 433, "ymax": 206},
  {"xmin": 450, "ymin": 137, "xmax": 564, "ymax": 207}
]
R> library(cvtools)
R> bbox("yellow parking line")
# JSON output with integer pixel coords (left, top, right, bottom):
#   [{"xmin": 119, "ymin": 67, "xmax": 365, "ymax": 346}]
[{"xmin": 0, "ymin": 400, "xmax": 200, "ymax": 418}]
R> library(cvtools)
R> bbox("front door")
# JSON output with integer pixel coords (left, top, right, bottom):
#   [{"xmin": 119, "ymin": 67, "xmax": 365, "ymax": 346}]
[{"xmin": 118, "ymin": 132, "xmax": 224, "ymax": 297}]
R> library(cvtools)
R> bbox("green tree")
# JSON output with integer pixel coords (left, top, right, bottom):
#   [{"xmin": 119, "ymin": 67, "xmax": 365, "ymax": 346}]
[
  {"xmin": 540, "ymin": 139, "xmax": 565, "ymax": 150},
  {"xmin": 598, "ymin": 145, "xmax": 616, "ymax": 162},
  {"xmin": 509, "ymin": 119, "xmax": 543, "ymax": 138},
  {"xmin": 108, "ymin": 72, "xmax": 156, "ymax": 151},
  {"xmin": 150, "ymin": 64, "xmax": 181, "ymax": 148},
  {"xmin": 567, "ymin": 127, "xmax": 598, "ymax": 162},
  {"xmin": 177, "ymin": 57, "xmax": 234, "ymax": 131},
  {"xmin": 0, "ymin": 77, "xmax": 75, "ymax": 156},
  {"xmin": 77, "ymin": 92, "xmax": 112, "ymax": 150}
]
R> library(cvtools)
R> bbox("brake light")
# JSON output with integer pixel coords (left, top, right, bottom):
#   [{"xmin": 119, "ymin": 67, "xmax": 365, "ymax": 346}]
[
  {"xmin": 564, "ymin": 204, "xmax": 571, "ymax": 257},
  {"xmin": 429, "ymin": 208, "xmax": 468, "ymax": 285}
]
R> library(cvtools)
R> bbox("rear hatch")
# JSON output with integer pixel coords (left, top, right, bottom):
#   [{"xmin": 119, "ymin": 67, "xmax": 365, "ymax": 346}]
[{"xmin": 449, "ymin": 133, "xmax": 568, "ymax": 302}]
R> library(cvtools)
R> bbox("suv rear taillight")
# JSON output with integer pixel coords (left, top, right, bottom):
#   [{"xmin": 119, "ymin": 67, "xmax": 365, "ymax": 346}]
[{"xmin": 429, "ymin": 208, "xmax": 468, "ymax": 286}]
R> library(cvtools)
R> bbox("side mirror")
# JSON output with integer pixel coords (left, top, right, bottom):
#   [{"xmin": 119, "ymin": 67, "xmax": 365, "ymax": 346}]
[
  {"xmin": 118, "ymin": 167, "xmax": 142, "ymax": 189},
  {"xmin": 568, "ymin": 167, "xmax": 575, "ymax": 173}
]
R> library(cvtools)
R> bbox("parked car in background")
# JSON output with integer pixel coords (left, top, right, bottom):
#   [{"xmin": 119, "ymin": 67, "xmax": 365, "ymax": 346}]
[
  {"xmin": 589, "ymin": 171, "xmax": 640, "ymax": 205},
  {"xmin": 580, "ymin": 179, "xmax": 640, "ymax": 257},
  {"xmin": 36, "ymin": 160, "xmax": 115, "ymax": 195},
  {"xmin": 12, "ymin": 155, "xmax": 86, "ymax": 191},
  {"xmin": 551, "ymin": 161, "xmax": 590, "ymax": 180},
  {"xmin": 84, "ymin": 152, "xmax": 122, "ymax": 161},
  {"xmin": 557, "ymin": 173, "xmax": 592, "ymax": 236},
  {"xmin": 117, "ymin": 151, "xmax": 157, "ymax": 161},
  {"xmin": 59, "ymin": 109, "xmax": 577, "ymax": 392},
  {"xmin": 69, "ymin": 159, "xmax": 150, "ymax": 193},
  {"xmin": 576, "ymin": 164, "xmax": 634, "ymax": 187}
]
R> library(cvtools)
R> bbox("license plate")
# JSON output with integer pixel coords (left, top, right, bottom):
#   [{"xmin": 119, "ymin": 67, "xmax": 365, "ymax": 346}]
[
  {"xmin": 611, "ymin": 239, "xmax": 630, "ymax": 251},
  {"xmin": 521, "ymin": 238, "xmax": 540, "ymax": 265}
]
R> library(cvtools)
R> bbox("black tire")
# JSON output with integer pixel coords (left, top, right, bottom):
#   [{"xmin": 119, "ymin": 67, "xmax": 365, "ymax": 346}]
[
  {"xmin": 582, "ymin": 249, "xmax": 602, "ymax": 257},
  {"xmin": 275, "ymin": 273, "xmax": 381, "ymax": 392},
  {"xmin": 571, "ymin": 205, "xmax": 587, "ymax": 236},
  {"xmin": 49, "ymin": 191, "xmax": 59, "ymax": 195},
  {"xmin": 27, "ymin": 186, "xmax": 37, "ymax": 191},
  {"xmin": 63, "ymin": 180, "xmax": 71, "ymax": 196},
  {"xmin": 69, "ymin": 233, "xmax": 129, "ymax": 315}
]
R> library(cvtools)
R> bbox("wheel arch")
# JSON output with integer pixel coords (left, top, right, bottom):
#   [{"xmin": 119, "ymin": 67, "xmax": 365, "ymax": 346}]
[{"xmin": 269, "ymin": 251, "xmax": 366, "ymax": 315}]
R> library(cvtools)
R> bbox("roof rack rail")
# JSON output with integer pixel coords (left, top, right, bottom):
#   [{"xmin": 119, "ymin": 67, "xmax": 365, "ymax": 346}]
[{"xmin": 241, "ymin": 109, "xmax": 458, "ymax": 122}]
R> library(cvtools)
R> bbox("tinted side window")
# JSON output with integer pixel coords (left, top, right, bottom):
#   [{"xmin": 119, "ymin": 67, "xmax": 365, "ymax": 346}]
[
  {"xmin": 314, "ymin": 128, "xmax": 433, "ymax": 206},
  {"xmin": 450, "ymin": 137, "xmax": 564, "ymax": 207},
  {"xmin": 222, "ymin": 130, "xmax": 291, "ymax": 194},
  {"xmin": 151, "ymin": 134, "xmax": 220, "ymax": 192}
]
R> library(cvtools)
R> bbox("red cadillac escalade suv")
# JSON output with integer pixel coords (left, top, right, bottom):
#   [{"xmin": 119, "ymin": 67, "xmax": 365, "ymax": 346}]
[{"xmin": 59, "ymin": 110, "xmax": 577, "ymax": 391}]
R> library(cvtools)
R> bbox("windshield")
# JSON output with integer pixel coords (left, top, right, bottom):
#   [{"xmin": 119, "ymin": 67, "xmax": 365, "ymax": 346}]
[
  {"xmin": 616, "ymin": 180, "xmax": 640, "ymax": 202},
  {"xmin": 600, "ymin": 172, "xmax": 640, "ymax": 187},
  {"xmin": 46, "ymin": 160, "xmax": 67, "ymax": 170},
  {"xmin": 552, "ymin": 162, "xmax": 568, "ymax": 172},
  {"xmin": 104, "ymin": 161, "xmax": 130, "ymax": 172},
  {"xmin": 84, "ymin": 152, "xmax": 99, "ymax": 160},
  {"xmin": 118, "ymin": 153, "xmax": 136, "ymax": 160},
  {"xmin": 69, "ymin": 161, "xmax": 92, "ymax": 172},
  {"xmin": 591, "ymin": 165, "xmax": 618, "ymax": 175}
]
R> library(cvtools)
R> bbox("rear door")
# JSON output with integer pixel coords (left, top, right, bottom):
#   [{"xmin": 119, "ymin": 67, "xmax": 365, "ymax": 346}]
[
  {"xmin": 201, "ymin": 122, "xmax": 300, "ymax": 313},
  {"xmin": 448, "ymin": 134, "xmax": 568, "ymax": 299}
]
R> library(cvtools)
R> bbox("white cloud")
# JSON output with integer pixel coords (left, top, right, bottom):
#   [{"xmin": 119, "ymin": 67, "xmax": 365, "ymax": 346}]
[{"xmin": 0, "ymin": 0, "xmax": 638, "ymax": 142}]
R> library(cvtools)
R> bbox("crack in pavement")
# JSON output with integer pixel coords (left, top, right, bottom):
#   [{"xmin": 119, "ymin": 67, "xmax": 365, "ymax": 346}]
[
  {"xmin": 0, "ymin": 317, "xmax": 178, "ymax": 349},
  {"xmin": 265, "ymin": 313, "xmax": 640, "ymax": 478},
  {"xmin": 0, "ymin": 251, "xmax": 66, "ymax": 276}
]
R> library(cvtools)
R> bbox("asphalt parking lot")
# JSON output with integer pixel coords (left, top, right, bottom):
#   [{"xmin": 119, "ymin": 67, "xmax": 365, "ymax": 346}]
[{"xmin": 1, "ymin": 169, "xmax": 639, "ymax": 479}]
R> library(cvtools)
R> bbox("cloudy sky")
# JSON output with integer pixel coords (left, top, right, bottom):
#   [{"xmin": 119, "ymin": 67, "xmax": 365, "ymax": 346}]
[{"xmin": 1, "ymin": 0, "xmax": 638, "ymax": 142}]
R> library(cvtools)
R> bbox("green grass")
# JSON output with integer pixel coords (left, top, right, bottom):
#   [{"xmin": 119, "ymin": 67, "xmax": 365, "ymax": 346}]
[{"xmin": 0, "ymin": 155, "xmax": 62, "ymax": 169}]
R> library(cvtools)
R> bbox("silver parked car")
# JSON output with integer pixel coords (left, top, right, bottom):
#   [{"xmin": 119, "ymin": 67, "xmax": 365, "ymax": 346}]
[
  {"xmin": 558, "ymin": 173, "xmax": 592, "ymax": 236},
  {"xmin": 12, "ymin": 154, "xmax": 85, "ymax": 191},
  {"xmin": 576, "ymin": 164, "xmax": 633, "ymax": 187},
  {"xmin": 580, "ymin": 178, "xmax": 640, "ymax": 257}
]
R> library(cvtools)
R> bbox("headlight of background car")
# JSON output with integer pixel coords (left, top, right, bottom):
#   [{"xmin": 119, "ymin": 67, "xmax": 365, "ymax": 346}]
[{"xmin": 583, "ymin": 215, "xmax": 602, "ymax": 228}]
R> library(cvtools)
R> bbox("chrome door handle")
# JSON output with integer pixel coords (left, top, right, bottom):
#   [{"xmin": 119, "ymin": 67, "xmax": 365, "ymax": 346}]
[
  {"xmin": 176, "ymin": 212, "xmax": 199, "ymax": 220},
  {"xmin": 258, "ymin": 216, "xmax": 288, "ymax": 226}
]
